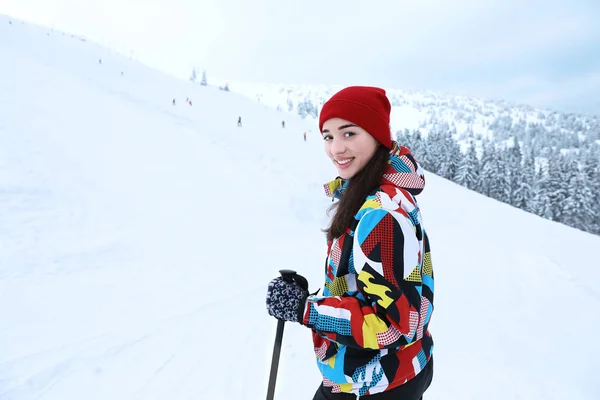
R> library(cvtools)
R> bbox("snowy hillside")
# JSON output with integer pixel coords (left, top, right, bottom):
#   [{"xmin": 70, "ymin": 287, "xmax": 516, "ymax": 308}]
[
  {"xmin": 227, "ymin": 81, "xmax": 600, "ymax": 238},
  {"xmin": 2, "ymin": 14, "xmax": 600, "ymax": 400},
  {"xmin": 227, "ymin": 81, "xmax": 600, "ymax": 144}
]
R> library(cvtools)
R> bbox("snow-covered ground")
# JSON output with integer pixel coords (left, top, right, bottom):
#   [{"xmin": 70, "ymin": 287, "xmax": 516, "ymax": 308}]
[{"xmin": 1, "ymin": 14, "xmax": 600, "ymax": 400}]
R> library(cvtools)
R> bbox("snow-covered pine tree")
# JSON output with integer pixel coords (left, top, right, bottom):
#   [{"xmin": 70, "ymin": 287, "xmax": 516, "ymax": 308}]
[
  {"xmin": 297, "ymin": 99, "xmax": 318, "ymax": 119},
  {"xmin": 506, "ymin": 139, "xmax": 523, "ymax": 205},
  {"xmin": 478, "ymin": 140, "xmax": 495, "ymax": 197},
  {"xmin": 563, "ymin": 168, "xmax": 596, "ymax": 232},
  {"xmin": 490, "ymin": 150, "xmax": 510, "ymax": 203},
  {"xmin": 456, "ymin": 141, "xmax": 480, "ymax": 191},
  {"xmin": 423, "ymin": 129, "xmax": 443, "ymax": 174},
  {"xmin": 438, "ymin": 131, "xmax": 461, "ymax": 182},
  {"xmin": 582, "ymin": 146, "xmax": 600, "ymax": 234},
  {"xmin": 544, "ymin": 153, "xmax": 568, "ymax": 222},
  {"xmin": 514, "ymin": 148, "xmax": 535, "ymax": 212},
  {"xmin": 532, "ymin": 164, "xmax": 553, "ymax": 220},
  {"xmin": 410, "ymin": 130, "xmax": 426, "ymax": 165}
]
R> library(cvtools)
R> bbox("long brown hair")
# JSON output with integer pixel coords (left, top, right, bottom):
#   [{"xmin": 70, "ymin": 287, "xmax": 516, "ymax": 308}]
[{"xmin": 324, "ymin": 145, "xmax": 390, "ymax": 242}]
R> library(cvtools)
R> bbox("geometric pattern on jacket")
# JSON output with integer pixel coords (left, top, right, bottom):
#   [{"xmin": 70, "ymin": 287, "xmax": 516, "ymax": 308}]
[{"xmin": 304, "ymin": 141, "xmax": 434, "ymax": 397}]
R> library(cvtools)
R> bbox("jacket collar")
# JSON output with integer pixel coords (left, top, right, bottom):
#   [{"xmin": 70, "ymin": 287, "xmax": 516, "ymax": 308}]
[{"xmin": 323, "ymin": 141, "xmax": 425, "ymax": 199}]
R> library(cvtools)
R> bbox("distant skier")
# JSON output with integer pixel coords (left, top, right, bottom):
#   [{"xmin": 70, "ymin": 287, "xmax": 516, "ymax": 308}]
[
  {"xmin": 238, "ymin": 116, "xmax": 242, "ymax": 127},
  {"xmin": 99, "ymin": 58, "xmax": 102, "ymax": 64},
  {"xmin": 282, "ymin": 120, "xmax": 285, "ymax": 128},
  {"xmin": 189, "ymin": 99, "xmax": 192, "ymax": 106},
  {"xmin": 303, "ymin": 132, "xmax": 307, "ymax": 142},
  {"xmin": 172, "ymin": 98, "xmax": 176, "ymax": 106}
]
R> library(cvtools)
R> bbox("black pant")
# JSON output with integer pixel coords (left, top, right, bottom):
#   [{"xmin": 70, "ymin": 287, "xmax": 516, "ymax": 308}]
[{"xmin": 312, "ymin": 358, "xmax": 433, "ymax": 400}]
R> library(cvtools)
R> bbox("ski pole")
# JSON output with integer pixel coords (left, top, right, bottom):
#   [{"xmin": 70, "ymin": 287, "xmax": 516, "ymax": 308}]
[{"xmin": 266, "ymin": 269, "xmax": 297, "ymax": 400}]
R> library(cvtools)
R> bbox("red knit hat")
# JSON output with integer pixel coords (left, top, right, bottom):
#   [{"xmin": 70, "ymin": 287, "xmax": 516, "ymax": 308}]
[{"xmin": 319, "ymin": 86, "xmax": 392, "ymax": 148}]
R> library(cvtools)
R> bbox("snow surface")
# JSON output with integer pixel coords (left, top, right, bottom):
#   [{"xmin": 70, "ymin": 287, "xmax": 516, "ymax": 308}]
[{"xmin": 2, "ymin": 14, "xmax": 600, "ymax": 400}]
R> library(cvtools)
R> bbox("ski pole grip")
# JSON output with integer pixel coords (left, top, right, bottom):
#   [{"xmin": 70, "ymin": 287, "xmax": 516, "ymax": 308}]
[{"xmin": 279, "ymin": 269, "xmax": 297, "ymax": 282}]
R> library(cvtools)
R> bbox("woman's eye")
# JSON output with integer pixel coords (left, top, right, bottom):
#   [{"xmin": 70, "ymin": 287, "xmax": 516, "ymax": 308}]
[
  {"xmin": 323, "ymin": 135, "xmax": 332, "ymax": 141},
  {"xmin": 344, "ymin": 131, "xmax": 356, "ymax": 138}
]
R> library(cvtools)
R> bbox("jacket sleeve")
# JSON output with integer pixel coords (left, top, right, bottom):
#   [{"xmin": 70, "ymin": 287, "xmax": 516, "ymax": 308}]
[{"xmin": 302, "ymin": 208, "xmax": 425, "ymax": 350}]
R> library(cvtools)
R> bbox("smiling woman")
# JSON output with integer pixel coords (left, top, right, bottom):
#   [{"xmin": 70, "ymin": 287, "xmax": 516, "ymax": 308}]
[
  {"xmin": 322, "ymin": 120, "xmax": 380, "ymax": 180},
  {"xmin": 265, "ymin": 86, "xmax": 435, "ymax": 399}
]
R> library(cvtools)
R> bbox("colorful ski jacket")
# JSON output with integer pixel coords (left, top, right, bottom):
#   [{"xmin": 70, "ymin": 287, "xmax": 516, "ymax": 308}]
[{"xmin": 302, "ymin": 142, "xmax": 434, "ymax": 397}]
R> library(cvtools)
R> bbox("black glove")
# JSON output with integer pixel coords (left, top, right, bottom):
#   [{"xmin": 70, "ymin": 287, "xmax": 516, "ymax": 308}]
[{"xmin": 266, "ymin": 274, "xmax": 309, "ymax": 323}]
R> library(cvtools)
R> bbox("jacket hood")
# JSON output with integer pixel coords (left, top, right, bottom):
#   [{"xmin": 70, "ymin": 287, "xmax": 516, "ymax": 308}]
[{"xmin": 323, "ymin": 141, "xmax": 425, "ymax": 199}]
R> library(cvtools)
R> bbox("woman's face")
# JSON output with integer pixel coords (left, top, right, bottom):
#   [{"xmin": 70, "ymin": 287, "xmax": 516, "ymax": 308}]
[{"xmin": 322, "ymin": 118, "xmax": 379, "ymax": 179}]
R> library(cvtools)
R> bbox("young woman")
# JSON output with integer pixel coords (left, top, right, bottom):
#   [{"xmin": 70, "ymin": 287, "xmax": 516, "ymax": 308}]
[{"xmin": 266, "ymin": 86, "xmax": 434, "ymax": 399}]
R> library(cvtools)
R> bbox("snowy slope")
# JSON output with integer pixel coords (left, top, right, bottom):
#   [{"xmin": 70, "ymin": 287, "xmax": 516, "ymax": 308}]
[
  {"xmin": 2, "ymin": 14, "xmax": 600, "ymax": 400},
  {"xmin": 227, "ymin": 81, "xmax": 600, "ymax": 143}
]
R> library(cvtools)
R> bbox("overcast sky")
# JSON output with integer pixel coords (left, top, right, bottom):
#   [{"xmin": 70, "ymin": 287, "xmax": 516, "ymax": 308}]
[{"xmin": 3, "ymin": 0, "xmax": 600, "ymax": 114}]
